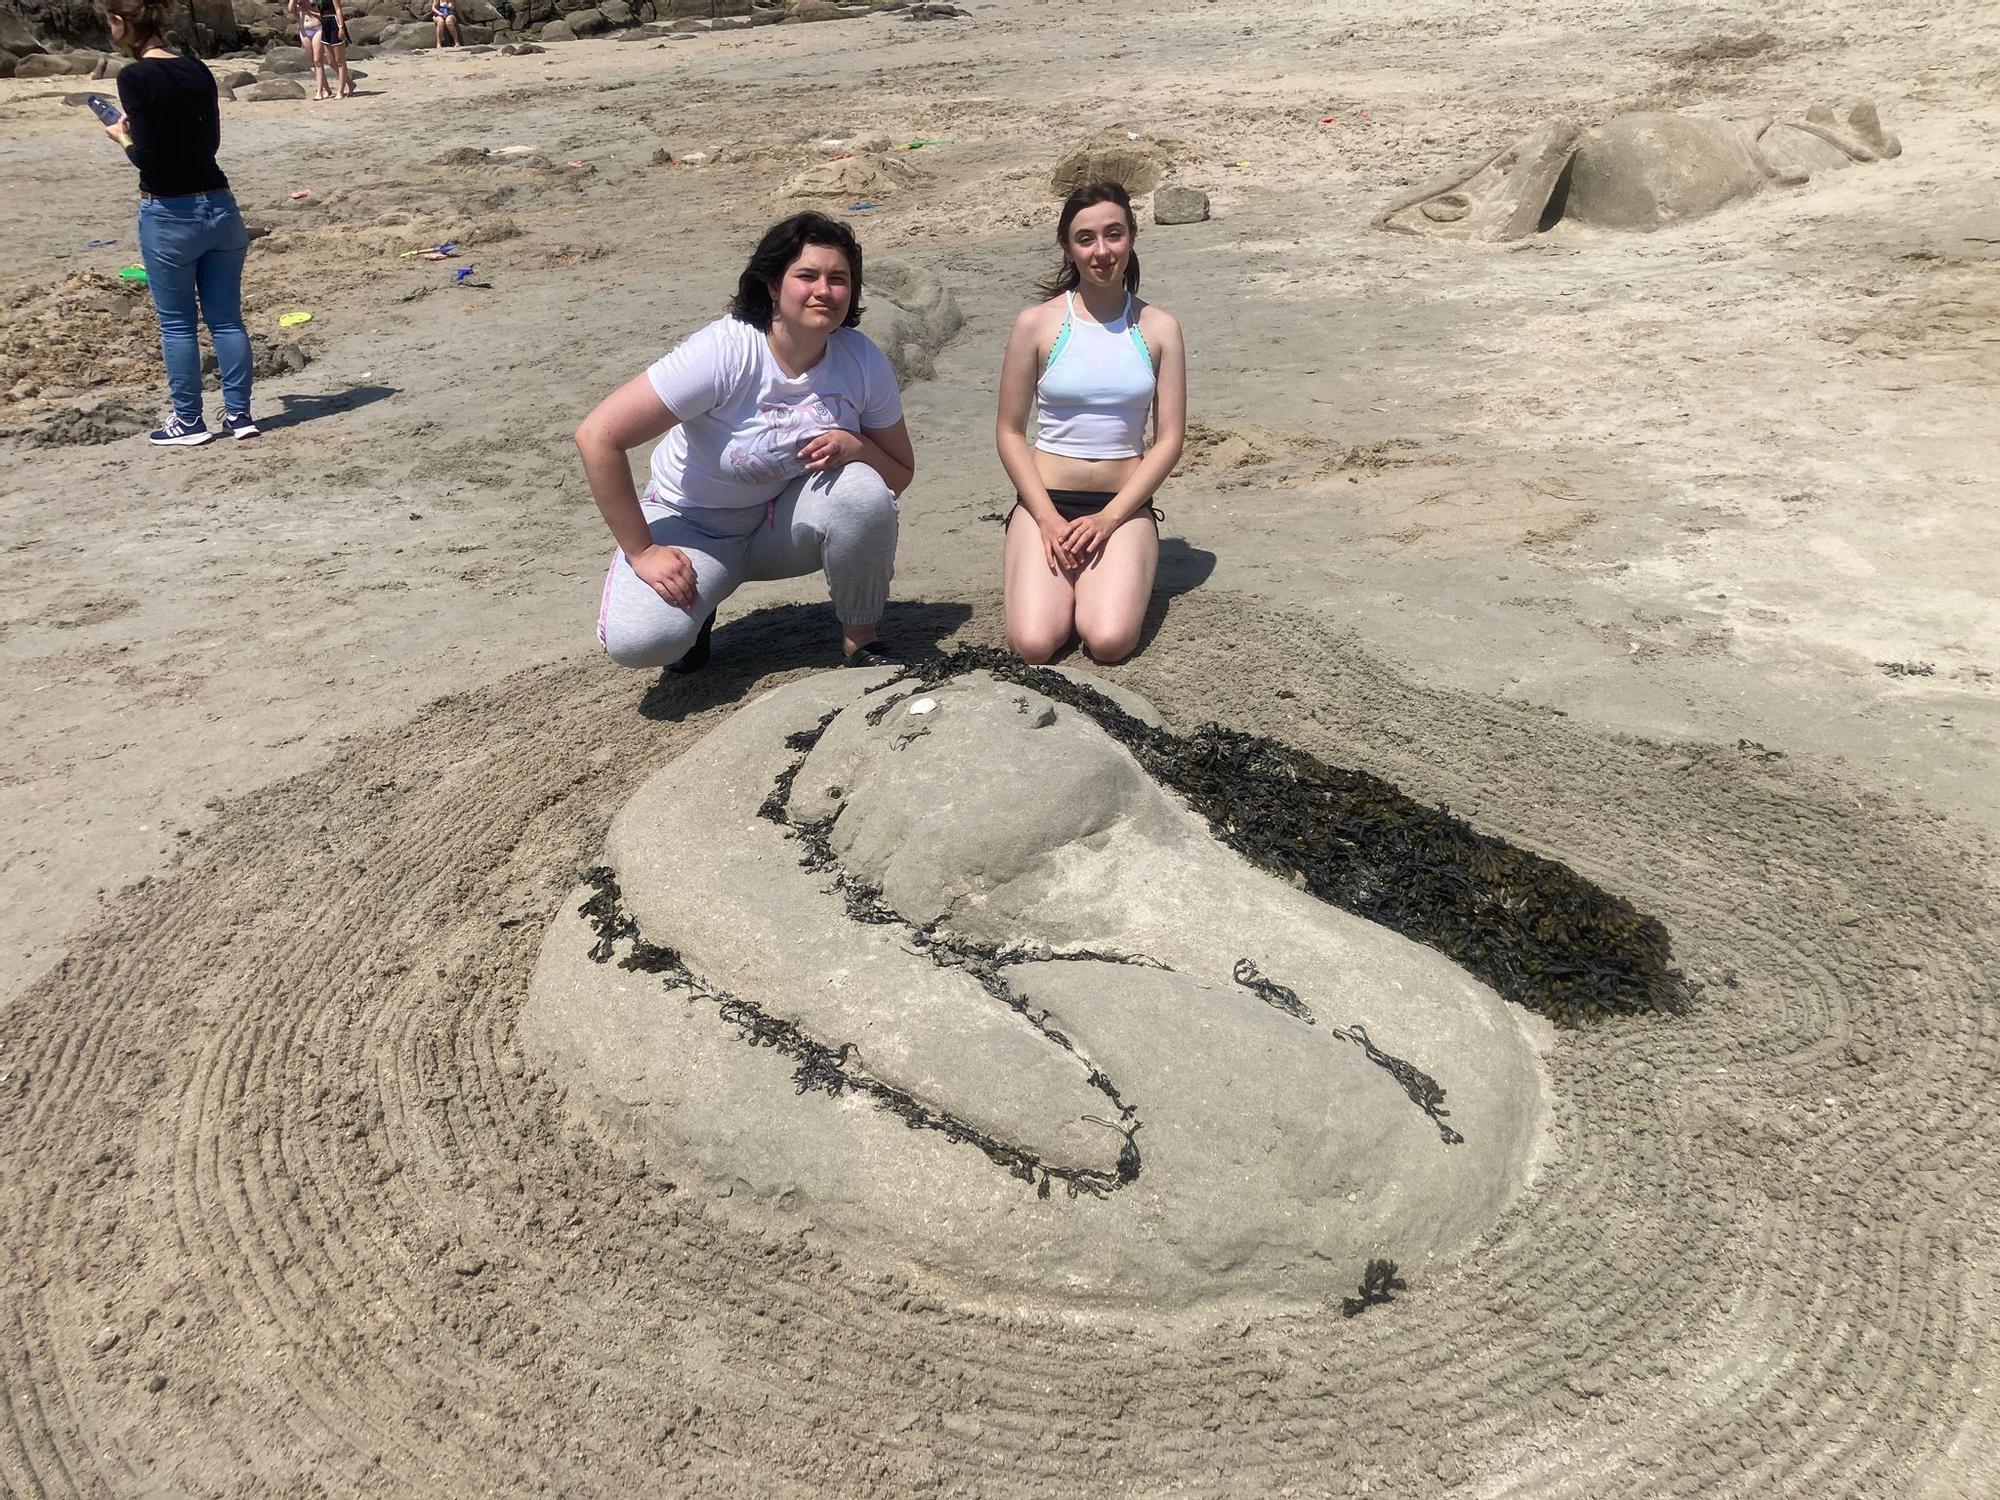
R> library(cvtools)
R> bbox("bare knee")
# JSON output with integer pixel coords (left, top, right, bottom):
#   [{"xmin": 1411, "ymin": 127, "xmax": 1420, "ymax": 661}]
[
  {"xmin": 1078, "ymin": 623, "xmax": 1140, "ymax": 665},
  {"xmin": 1008, "ymin": 622, "xmax": 1071, "ymax": 665}
]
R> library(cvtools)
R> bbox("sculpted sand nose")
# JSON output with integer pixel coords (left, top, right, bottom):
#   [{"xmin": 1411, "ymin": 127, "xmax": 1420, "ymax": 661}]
[{"xmin": 520, "ymin": 663, "xmax": 1619, "ymax": 1312}]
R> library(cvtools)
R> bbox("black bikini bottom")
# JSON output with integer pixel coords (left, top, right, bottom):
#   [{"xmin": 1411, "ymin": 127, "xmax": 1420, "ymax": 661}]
[{"xmin": 1007, "ymin": 488, "xmax": 1164, "ymax": 526}]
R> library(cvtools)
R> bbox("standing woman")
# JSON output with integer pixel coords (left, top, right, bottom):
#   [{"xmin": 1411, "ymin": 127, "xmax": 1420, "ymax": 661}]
[
  {"xmin": 313, "ymin": 0, "xmax": 355, "ymax": 99},
  {"xmin": 577, "ymin": 212, "xmax": 914, "ymax": 673},
  {"xmin": 285, "ymin": 0, "xmax": 319, "ymax": 70},
  {"xmin": 103, "ymin": 0, "xmax": 256, "ymax": 445},
  {"xmin": 996, "ymin": 180, "xmax": 1185, "ymax": 665}
]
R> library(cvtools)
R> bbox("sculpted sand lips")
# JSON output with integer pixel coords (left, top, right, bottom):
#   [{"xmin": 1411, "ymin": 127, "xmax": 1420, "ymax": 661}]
[{"xmin": 526, "ymin": 670, "xmax": 1550, "ymax": 1311}]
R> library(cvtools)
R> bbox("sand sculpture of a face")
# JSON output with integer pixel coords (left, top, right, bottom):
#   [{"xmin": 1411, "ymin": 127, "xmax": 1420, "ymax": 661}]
[
  {"xmin": 527, "ymin": 666, "xmax": 1583, "ymax": 1313},
  {"xmin": 1376, "ymin": 101, "xmax": 1901, "ymax": 242}
]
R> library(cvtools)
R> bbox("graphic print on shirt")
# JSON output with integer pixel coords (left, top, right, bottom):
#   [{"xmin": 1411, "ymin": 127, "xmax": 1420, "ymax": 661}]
[{"xmin": 720, "ymin": 393, "xmax": 855, "ymax": 487}]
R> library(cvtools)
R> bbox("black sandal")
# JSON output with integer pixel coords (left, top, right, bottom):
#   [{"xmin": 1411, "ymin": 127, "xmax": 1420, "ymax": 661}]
[
  {"xmin": 668, "ymin": 612, "xmax": 714, "ymax": 674},
  {"xmin": 843, "ymin": 639, "xmax": 900, "ymax": 668}
]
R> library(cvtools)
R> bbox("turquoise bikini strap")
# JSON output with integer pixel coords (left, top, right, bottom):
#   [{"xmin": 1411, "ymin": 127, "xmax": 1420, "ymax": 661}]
[
  {"xmin": 1045, "ymin": 292, "xmax": 1075, "ymax": 374},
  {"xmin": 1123, "ymin": 294, "xmax": 1153, "ymax": 365}
]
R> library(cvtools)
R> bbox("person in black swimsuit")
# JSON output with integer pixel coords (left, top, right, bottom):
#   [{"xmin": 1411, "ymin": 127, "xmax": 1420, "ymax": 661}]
[{"xmin": 313, "ymin": 0, "xmax": 354, "ymax": 99}]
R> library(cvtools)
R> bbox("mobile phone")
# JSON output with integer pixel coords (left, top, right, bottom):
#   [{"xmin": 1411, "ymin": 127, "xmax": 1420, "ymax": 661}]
[{"xmin": 85, "ymin": 94, "xmax": 123, "ymax": 127}]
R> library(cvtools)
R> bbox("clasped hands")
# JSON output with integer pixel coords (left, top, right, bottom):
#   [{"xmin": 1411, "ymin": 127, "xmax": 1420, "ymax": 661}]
[{"xmin": 1037, "ymin": 507, "xmax": 1122, "ymax": 573}]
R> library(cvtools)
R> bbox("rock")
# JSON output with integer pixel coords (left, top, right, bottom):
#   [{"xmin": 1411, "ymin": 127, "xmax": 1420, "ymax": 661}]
[
  {"xmin": 343, "ymin": 14, "xmax": 391, "ymax": 44},
  {"xmin": 1152, "ymin": 183, "xmax": 1209, "ymax": 225},
  {"xmin": 376, "ymin": 23, "xmax": 436, "ymax": 50},
  {"xmin": 259, "ymin": 50, "xmax": 311, "ymax": 73},
  {"xmin": 1050, "ymin": 128, "xmax": 1172, "ymax": 198},
  {"xmin": 524, "ymin": 671, "xmax": 1549, "ymax": 1313},
  {"xmin": 792, "ymin": 0, "xmax": 845, "ymax": 19},
  {"xmin": 89, "ymin": 1327, "xmax": 121, "ymax": 1356},
  {"xmin": 0, "ymin": 54, "xmax": 15, "ymax": 79},
  {"xmin": 599, "ymin": 0, "xmax": 632, "ymax": 22},
  {"xmin": 15, "ymin": 52, "xmax": 91, "ymax": 77},
  {"xmin": 502, "ymin": 40, "xmax": 545, "ymax": 53},
  {"xmin": 538, "ymin": 19, "xmax": 576, "ymax": 40},
  {"xmin": 0, "ymin": 13, "xmax": 47, "ymax": 54},
  {"xmin": 649, "ymin": 146, "xmax": 671, "ymax": 165},
  {"xmin": 220, "ymin": 68, "xmax": 257, "ymax": 88},
  {"xmin": 563, "ymin": 8, "xmax": 610, "ymax": 35},
  {"xmin": 91, "ymin": 54, "xmax": 125, "ymax": 78},
  {"xmin": 239, "ymin": 78, "xmax": 308, "ymax": 100}
]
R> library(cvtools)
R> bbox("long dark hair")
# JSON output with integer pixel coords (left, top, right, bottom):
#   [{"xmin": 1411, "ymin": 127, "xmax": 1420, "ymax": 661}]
[
  {"xmin": 1036, "ymin": 181, "xmax": 1141, "ymax": 300},
  {"xmin": 728, "ymin": 212, "xmax": 865, "ymax": 331}
]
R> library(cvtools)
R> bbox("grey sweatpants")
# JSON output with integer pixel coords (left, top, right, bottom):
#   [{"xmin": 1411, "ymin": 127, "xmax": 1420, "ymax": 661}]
[{"xmin": 596, "ymin": 462, "xmax": 900, "ymax": 669}]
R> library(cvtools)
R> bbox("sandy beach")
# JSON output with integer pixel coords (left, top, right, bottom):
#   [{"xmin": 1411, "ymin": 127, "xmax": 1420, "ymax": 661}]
[{"xmin": 3, "ymin": 0, "xmax": 1998, "ymax": 1493}]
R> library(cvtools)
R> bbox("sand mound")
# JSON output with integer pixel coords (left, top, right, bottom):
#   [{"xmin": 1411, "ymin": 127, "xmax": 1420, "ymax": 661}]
[
  {"xmin": 525, "ymin": 669, "xmax": 1548, "ymax": 1310},
  {"xmin": 780, "ymin": 152, "xmax": 925, "ymax": 201},
  {"xmin": 865, "ymin": 256, "xmax": 965, "ymax": 383},
  {"xmin": 1049, "ymin": 128, "xmax": 1176, "ymax": 198},
  {"xmin": 2, "ymin": 594, "xmax": 1993, "ymax": 1494}
]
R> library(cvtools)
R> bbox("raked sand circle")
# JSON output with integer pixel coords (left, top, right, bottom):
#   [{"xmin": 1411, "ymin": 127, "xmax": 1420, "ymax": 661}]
[
  {"xmin": 524, "ymin": 668, "xmax": 1551, "ymax": 1311},
  {"xmin": 2, "ymin": 596, "xmax": 1995, "ymax": 1497}
]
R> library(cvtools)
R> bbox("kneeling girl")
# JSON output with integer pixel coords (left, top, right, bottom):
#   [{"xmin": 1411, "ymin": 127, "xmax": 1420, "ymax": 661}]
[{"xmin": 996, "ymin": 181, "xmax": 1185, "ymax": 664}]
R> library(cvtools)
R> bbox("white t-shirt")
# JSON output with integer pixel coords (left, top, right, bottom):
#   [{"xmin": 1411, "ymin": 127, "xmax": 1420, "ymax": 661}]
[{"xmin": 644, "ymin": 316, "xmax": 903, "ymax": 510}]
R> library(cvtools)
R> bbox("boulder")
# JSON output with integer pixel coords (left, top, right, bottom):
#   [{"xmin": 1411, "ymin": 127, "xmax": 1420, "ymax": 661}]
[
  {"xmin": 598, "ymin": 0, "xmax": 630, "ymax": 21},
  {"xmin": 376, "ymin": 22, "xmax": 436, "ymax": 48},
  {"xmin": 1152, "ymin": 183, "xmax": 1209, "ymax": 224},
  {"xmin": 0, "ymin": 52, "xmax": 15, "ymax": 77},
  {"xmin": 15, "ymin": 51, "xmax": 90, "ymax": 76},
  {"xmin": 563, "ymin": 7, "xmax": 609, "ymax": 34},
  {"xmin": 538, "ymin": 18, "xmax": 575, "ymax": 39},
  {"xmin": 343, "ymin": 14, "xmax": 392, "ymax": 43},
  {"xmin": 259, "ymin": 49, "xmax": 311, "ymax": 72},
  {"xmin": 90, "ymin": 52, "xmax": 124, "ymax": 77},
  {"xmin": 0, "ymin": 13, "xmax": 46, "ymax": 54},
  {"xmin": 220, "ymin": 67, "xmax": 257, "ymax": 87},
  {"xmin": 239, "ymin": 77, "xmax": 308, "ymax": 99}
]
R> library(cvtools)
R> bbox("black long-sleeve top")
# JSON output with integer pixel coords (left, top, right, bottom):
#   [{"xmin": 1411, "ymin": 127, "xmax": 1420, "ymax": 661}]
[{"xmin": 115, "ymin": 54, "xmax": 229, "ymax": 198}]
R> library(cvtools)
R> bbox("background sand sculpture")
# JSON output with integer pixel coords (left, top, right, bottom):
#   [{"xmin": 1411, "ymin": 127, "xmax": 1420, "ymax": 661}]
[
  {"xmin": 1376, "ymin": 100, "xmax": 1903, "ymax": 241},
  {"xmin": 3, "ymin": 0, "xmax": 1998, "ymax": 1493}
]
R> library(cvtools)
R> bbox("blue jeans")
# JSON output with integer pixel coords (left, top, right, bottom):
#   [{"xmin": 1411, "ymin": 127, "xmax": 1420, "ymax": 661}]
[{"xmin": 137, "ymin": 192, "xmax": 252, "ymax": 422}]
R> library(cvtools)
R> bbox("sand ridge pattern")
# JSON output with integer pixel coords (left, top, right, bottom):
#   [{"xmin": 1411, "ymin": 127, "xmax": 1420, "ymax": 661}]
[{"xmin": 2, "ymin": 595, "xmax": 1996, "ymax": 1497}]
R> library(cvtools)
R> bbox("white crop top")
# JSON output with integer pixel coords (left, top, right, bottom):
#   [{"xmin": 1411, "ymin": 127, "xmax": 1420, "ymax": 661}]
[{"xmin": 1034, "ymin": 292, "xmax": 1156, "ymax": 460}]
